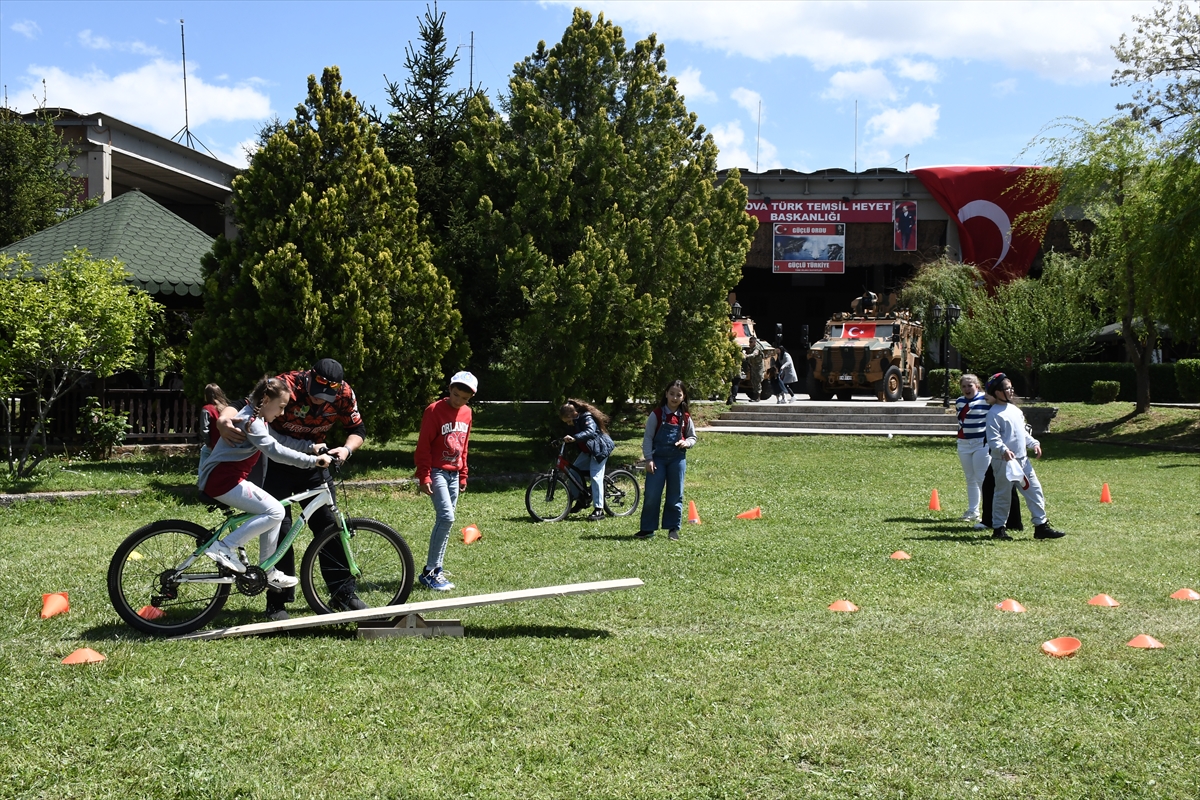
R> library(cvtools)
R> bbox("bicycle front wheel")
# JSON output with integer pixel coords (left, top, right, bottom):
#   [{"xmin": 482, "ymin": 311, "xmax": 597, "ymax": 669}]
[
  {"xmin": 107, "ymin": 519, "xmax": 230, "ymax": 636},
  {"xmin": 300, "ymin": 518, "xmax": 414, "ymax": 615},
  {"xmin": 604, "ymin": 469, "xmax": 641, "ymax": 517},
  {"xmin": 526, "ymin": 474, "xmax": 571, "ymax": 522}
]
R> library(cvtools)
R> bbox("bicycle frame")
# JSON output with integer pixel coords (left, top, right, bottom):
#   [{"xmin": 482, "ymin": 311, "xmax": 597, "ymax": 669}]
[
  {"xmin": 173, "ymin": 484, "xmax": 358, "ymax": 584},
  {"xmin": 551, "ymin": 441, "xmax": 595, "ymax": 497}
]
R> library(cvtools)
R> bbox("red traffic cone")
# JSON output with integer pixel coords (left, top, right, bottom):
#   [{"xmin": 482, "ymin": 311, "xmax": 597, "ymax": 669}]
[
  {"xmin": 1100, "ymin": 483, "xmax": 1112, "ymax": 504},
  {"xmin": 889, "ymin": 551, "xmax": 911, "ymax": 560},
  {"xmin": 1041, "ymin": 637, "xmax": 1081, "ymax": 657},
  {"xmin": 1127, "ymin": 634, "xmax": 1164, "ymax": 649},
  {"xmin": 1088, "ymin": 593, "xmax": 1119, "ymax": 607},
  {"xmin": 1170, "ymin": 588, "xmax": 1200, "ymax": 601},
  {"xmin": 138, "ymin": 605, "xmax": 166, "ymax": 620},
  {"xmin": 928, "ymin": 489, "xmax": 941, "ymax": 511},
  {"xmin": 828, "ymin": 600, "xmax": 859, "ymax": 612},
  {"xmin": 687, "ymin": 500, "xmax": 702, "ymax": 525},
  {"xmin": 995, "ymin": 598, "xmax": 1026, "ymax": 613},
  {"xmin": 61, "ymin": 648, "xmax": 105, "ymax": 665},
  {"xmin": 461, "ymin": 524, "xmax": 482, "ymax": 545},
  {"xmin": 736, "ymin": 506, "xmax": 762, "ymax": 520},
  {"xmin": 41, "ymin": 592, "xmax": 69, "ymax": 619}
]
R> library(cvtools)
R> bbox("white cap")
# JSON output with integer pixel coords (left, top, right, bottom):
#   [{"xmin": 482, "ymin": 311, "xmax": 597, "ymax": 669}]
[{"xmin": 449, "ymin": 370, "xmax": 478, "ymax": 394}]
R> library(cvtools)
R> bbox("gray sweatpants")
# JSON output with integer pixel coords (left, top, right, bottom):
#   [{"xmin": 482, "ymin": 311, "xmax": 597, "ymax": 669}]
[{"xmin": 989, "ymin": 454, "xmax": 1047, "ymax": 528}]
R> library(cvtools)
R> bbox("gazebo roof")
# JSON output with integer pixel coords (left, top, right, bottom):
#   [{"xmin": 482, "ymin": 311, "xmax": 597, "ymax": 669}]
[{"xmin": 0, "ymin": 189, "xmax": 213, "ymax": 297}]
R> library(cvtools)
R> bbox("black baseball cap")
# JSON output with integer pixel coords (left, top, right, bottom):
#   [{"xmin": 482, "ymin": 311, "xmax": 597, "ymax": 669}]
[{"xmin": 309, "ymin": 358, "xmax": 344, "ymax": 402}]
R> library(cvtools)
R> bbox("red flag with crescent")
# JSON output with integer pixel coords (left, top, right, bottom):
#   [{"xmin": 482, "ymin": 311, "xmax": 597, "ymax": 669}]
[
  {"xmin": 844, "ymin": 323, "xmax": 875, "ymax": 339},
  {"xmin": 912, "ymin": 166, "xmax": 1057, "ymax": 286}
]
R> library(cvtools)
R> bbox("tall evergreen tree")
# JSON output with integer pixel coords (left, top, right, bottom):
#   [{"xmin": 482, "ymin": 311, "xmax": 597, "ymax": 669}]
[
  {"xmin": 186, "ymin": 67, "xmax": 459, "ymax": 440},
  {"xmin": 459, "ymin": 9, "xmax": 755, "ymax": 403}
]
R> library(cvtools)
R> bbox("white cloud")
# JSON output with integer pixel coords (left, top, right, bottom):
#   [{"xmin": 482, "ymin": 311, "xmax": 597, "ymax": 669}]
[
  {"xmin": 993, "ymin": 78, "xmax": 1018, "ymax": 96},
  {"xmin": 78, "ymin": 29, "xmax": 161, "ymax": 56},
  {"xmin": 821, "ymin": 68, "xmax": 896, "ymax": 101},
  {"xmin": 11, "ymin": 20, "xmax": 41, "ymax": 39},
  {"xmin": 208, "ymin": 137, "xmax": 259, "ymax": 170},
  {"xmin": 896, "ymin": 58, "xmax": 939, "ymax": 82},
  {"xmin": 866, "ymin": 103, "xmax": 940, "ymax": 146},
  {"xmin": 11, "ymin": 60, "xmax": 271, "ymax": 135},
  {"xmin": 711, "ymin": 119, "xmax": 780, "ymax": 171},
  {"xmin": 731, "ymin": 87, "xmax": 762, "ymax": 119},
  {"xmin": 561, "ymin": 0, "xmax": 1156, "ymax": 83},
  {"xmin": 674, "ymin": 66, "xmax": 717, "ymax": 102}
]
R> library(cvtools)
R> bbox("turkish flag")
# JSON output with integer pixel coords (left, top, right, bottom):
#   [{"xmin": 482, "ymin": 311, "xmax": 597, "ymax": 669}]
[
  {"xmin": 912, "ymin": 166, "xmax": 1057, "ymax": 285},
  {"xmin": 845, "ymin": 323, "xmax": 875, "ymax": 339}
]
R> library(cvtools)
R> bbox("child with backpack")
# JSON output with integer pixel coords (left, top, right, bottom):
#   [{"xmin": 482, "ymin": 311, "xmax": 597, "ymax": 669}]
[
  {"xmin": 560, "ymin": 399, "xmax": 616, "ymax": 522},
  {"xmin": 197, "ymin": 376, "xmax": 332, "ymax": 588},
  {"xmin": 636, "ymin": 380, "xmax": 697, "ymax": 541}
]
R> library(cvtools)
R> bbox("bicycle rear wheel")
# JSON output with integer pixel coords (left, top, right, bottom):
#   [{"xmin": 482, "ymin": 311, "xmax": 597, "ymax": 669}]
[
  {"xmin": 107, "ymin": 520, "xmax": 230, "ymax": 636},
  {"xmin": 526, "ymin": 474, "xmax": 571, "ymax": 522},
  {"xmin": 603, "ymin": 469, "xmax": 641, "ymax": 517},
  {"xmin": 300, "ymin": 518, "xmax": 414, "ymax": 615}
]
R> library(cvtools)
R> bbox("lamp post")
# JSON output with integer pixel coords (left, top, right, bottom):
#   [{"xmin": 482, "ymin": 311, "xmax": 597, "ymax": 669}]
[{"xmin": 931, "ymin": 302, "xmax": 961, "ymax": 408}]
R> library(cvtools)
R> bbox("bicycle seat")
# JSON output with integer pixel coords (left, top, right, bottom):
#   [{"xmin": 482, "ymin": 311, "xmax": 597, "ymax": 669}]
[{"xmin": 198, "ymin": 491, "xmax": 232, "ymax": 513}]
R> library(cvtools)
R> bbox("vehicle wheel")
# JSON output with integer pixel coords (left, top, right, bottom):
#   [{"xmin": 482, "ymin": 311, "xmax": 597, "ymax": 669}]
[
  {"xmin": 301, "ymin": 518, "xmax": 414, "ymax": 615},
  {"xmin": 806, "ymin": 371, "xmax": 832, "ymax": 401},
  {"xmin": 603, "ymin": 469, "xmax": 641, "ymax": 517},
  {"xmin": 107, "ymin": 519, "xmax": 230, "ymax": 636},
  {"xmin": 902, "ymin": 386, "xmax": 916, "ymax": 402},
  {"xmin": 882, "ymin": 366, "xmax": 903, "ymax": 402},
  {"xmin": 835, "ymin": 390, "xmax": 854, "ymax": 402},
  {"xmin": 525, "ymin": 474, "xmax": 571, "ymax": 522}
]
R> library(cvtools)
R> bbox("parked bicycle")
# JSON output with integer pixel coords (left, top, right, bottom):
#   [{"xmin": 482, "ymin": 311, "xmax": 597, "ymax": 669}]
[
  {"xmin": 107, "ymin": 459, "xmax": 414, "ymax": 636},
  {"xmin": 525, "ymin": 439, "xmax": 641, "ymax": 522}
]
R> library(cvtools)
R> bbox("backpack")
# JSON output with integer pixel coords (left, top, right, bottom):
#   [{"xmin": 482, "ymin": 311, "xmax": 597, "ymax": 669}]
[{"xmin": 653, "ymin": 405, "xmax": 692, "ymax": 433}]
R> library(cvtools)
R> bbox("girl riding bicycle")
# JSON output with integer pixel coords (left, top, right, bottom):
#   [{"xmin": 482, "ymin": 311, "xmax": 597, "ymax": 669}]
[
  {"xmin": 560, "ymin": 399, "xmax": 615, "ymax": 522},
  {"xmin": 197, "ymin": 376, "xmax": 332, "ymax": 588}
]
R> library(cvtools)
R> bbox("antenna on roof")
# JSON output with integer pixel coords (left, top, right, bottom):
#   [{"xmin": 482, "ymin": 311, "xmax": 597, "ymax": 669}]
[
  {"xmin": 755, "ymin": 100, "xmax": 761, "ymax": 173},
  {"xmin": 170, "ymin": 19, "xmax": 216, "ymax": 158}
]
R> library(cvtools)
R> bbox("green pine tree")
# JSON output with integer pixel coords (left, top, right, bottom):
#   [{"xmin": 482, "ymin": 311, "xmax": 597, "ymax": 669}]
[{"xmin": 186, "ymin": 67, "xmax": 459, "ymax": 440}]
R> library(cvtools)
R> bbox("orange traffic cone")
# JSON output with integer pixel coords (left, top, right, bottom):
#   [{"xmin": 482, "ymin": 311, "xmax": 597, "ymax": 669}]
[
  {"xmin": 687, "ymin": 501, "xmax": 702, "ymax": 525},
  {"xmin": 1170, "ymin": 588, "xmax": 1200, "ymax": 601},
  {"xmin": 41, "ymin": 592, "xmax": 69, "ymax": 619},
  {"xmin": 928, "ymin": 489, "xmax": 941, "ymax": 511},
  {"xmin": 736, "ymin": 506, "xmax": 762, "ymax": 520},
  {"xmin": 995, "ymin": 598, "xmax": 1026, "ymax": 613},
  {"xmin": 461, "ymin": 524, "xmax": 482, "ymax": 545},
  {"xmin": 61, "ymin": 648, "xmax": 105, "ymax": 665},
  {"xmin": 137, "ymin": 605, "xmax": 166, "ymax": 620},
  {"xmin": 1041, "ymin": 637, "xmax": 1081, "ymax": 657},
  {"xmin": 1100, "ymin": 483, "xmax": 1112, "ymax": 503},
  {"xmin": 1127, "ymin": 634, "xmax": 1164, "ymax": 649},
  {"xmin": 828, "ymin": 600, "xmax": 859, "ymax": 612},
  {"xmin": 890, "ymin": 551, "xmax": 911, "ymax": 560},
  {"xmin": 1088, "ymin": 593, "xmax": 1119, "ymax": 607}
]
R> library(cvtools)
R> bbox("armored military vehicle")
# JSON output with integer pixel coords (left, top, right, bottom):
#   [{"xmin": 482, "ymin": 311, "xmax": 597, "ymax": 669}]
[
  {"xmin": 730, "ymin": 305, "xmax": 778, "ymax": 400},
  {"xmin": 806, "ymin": 292, "xmax": 923, "ymax": 402}
]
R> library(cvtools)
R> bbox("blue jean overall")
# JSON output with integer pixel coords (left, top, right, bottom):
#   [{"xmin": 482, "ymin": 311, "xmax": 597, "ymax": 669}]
[{"xmin": 640, "ymin": 409, "xmax": 687, "ymax": 532}]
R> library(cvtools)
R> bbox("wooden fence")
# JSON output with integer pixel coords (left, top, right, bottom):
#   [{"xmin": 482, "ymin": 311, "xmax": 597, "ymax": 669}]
[{"xmin": 5, "ymin": 389, "xmax": 199, "ymax": 445}]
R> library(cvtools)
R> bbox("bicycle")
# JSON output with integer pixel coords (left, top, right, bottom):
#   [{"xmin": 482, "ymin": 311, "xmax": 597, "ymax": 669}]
[
  {"xmin": 107, "ymin": 459, "xmax": 414, "ymax": 636},
  {"xmin": 525, "ymin": 439, "xmax": 641, "ymax": 522}
]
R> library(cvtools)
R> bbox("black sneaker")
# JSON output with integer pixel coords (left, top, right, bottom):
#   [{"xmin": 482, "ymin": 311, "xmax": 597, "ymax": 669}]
[
  {"xmin": 264, "ymin": 608, "xmax": 289, "ymax": 622},
  {"xmin": 1034, "ymin": 524, "xmax": 1065, "ymax": 540},
  {"xmin": 331, "ymin": 593, "xmax": 368, "ymax": 612},
  {"xmin": 586, "ymin": 508, "xmax": 606, "ymax": 522},
  {"xmin": 668, "ymin": 528, "xmax": 680, "ymax": 541},
  {"xmin": 633, "ymin": 530, "xmax": 654, "ymax": 539},
  {"xmin": 992, "ymin": 528, "xmax": 1013, "ymax": 541}
]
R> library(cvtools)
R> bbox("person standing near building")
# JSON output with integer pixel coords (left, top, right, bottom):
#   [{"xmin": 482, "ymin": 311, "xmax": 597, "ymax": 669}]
[
  {"xmin": 955, "ymin": 374, "xmax": 990, "ymax": 528},
  {"xmin": 745, "ymin": 337, "xmax": 767, "ymax": 401},
  {"xmin": 215, "ymin": 358, "xmax": 366, "ymax": 620},
  {"xmin": 773, "ymin": 345, "xmax": 798, "ymax": 403},
  {"xmin": 414, "ymin": 371, "xmax": 477, "ymax": 591}
]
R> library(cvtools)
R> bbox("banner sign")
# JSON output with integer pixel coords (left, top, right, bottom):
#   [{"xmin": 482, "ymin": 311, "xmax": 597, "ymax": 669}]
[
  {"xmin": 773, "ymin": 223, "xmax": 845, "ymax": 274},
  {"xmin": 747, "ymin": 199, "xmax": 895, "ymax": 223},
  {"xmin": 894, "ymin": 200, "xmax": 918, "ymax": 251}
]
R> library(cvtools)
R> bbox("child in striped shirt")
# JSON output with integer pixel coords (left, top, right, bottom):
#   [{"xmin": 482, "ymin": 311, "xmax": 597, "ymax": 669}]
[{"xmin": 955, "ymin": 373, "xmax": 990, "ymax": 527}]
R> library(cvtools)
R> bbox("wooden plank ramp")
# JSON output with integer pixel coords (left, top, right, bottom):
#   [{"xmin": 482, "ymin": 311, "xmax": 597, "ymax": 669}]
[{"xmin": 171, "ymin": 578, "xmax": 644, "ymax": 641}]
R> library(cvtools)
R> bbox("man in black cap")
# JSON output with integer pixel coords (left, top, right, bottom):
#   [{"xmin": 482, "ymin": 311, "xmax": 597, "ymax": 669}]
[{"xmin": 216, "ymin": 358, "xmax": 367, "ymax": 620}]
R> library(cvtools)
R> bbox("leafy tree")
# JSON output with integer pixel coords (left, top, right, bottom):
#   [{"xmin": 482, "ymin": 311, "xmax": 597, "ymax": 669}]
[
  {"xmin": 458, "ymin": 9, "xmax": 755, "ymax": 404},
  {"xmin": 1113, "ymin": 0, "xmax": 1200, "ymax": 132},
  {"xmin": 185, "ymin": 67, "xmax": 458, "ymax": 440},
  {"xmin": 0, "ymin": 249, "xmax": 157, "ymax": 477},
  {"xmin": 952, "ymin": 253, "xmax": 1100, "ymax": 395},
  {"xmin": 0, "ymin": 107, "xmax": 97, "ymax": 247},
  {"xmin": 897, "ymin": 254, "xmax": 982, "ymax": 363}
]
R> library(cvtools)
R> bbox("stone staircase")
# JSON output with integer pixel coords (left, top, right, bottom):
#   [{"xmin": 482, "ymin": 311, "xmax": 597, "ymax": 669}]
[{"xmin": 700, "ymin": 398, "xmax": 959, "ymax": 436}]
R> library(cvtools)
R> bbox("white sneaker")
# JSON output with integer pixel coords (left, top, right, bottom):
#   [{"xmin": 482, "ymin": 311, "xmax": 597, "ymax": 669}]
[
  {"xmin": 959, "ymin": 512, "xmax": 978, "ymax": 522},
  {"xmin": 266, "ymin": 569, "xmax": 299, "ymax": 589},
  {"xmin": 205, "ymin": 542, "xmax": 246, "ymax": 574},
  {"xmin": 972, "ymin": 522, "xmax": 989, "ymax": 531}
]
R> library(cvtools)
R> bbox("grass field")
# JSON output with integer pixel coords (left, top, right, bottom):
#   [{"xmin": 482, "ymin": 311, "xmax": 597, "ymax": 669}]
[{"xmin": 2, "ymin": 405, "xmax": 1199, "ymax": 799}]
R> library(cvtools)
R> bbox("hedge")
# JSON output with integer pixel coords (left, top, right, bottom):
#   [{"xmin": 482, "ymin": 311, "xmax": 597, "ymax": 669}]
[
  {"xmin": 926, "ymin": 369, "xmax": 962, "ymax": 398},
  {"xmin": 1091, "ymin": 380, "xmax": 1121, "ymax": 403},
  {"xmin": 1175, "ymin": 359, "xmax": 1200, "ymax": 402},
  {"xmin": 1040, "ymin": 362, "xmax": 1180, "ymax": 402}
]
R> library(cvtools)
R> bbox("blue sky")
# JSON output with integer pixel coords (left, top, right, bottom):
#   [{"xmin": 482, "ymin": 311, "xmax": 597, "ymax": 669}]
[{"xmin": 0, "ymin": 0, "xmax": 1155, "ymax": 171}]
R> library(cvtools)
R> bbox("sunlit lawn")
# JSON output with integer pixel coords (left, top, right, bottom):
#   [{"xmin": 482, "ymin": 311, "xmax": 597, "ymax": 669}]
[{"xmin": 1, "ymin": 404, "xmax": 1199, "ymax": 798}]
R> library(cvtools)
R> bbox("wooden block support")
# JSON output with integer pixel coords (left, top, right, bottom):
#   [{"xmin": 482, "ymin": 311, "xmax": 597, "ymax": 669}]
[
  {"xmin": 357, "ymin": 614, "xmax": 464, "ymax": 639},
  {"xmin": 171, "ymin": 577, "xmax": 643, "ymax": 641}
]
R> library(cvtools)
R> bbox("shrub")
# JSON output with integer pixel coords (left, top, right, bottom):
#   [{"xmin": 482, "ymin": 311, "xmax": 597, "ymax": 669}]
[
  {"xmin": 926, "ymin": 369, "xmax": 962, "ymax": 398},
  {"xmin": 75, "ymin": 397, "xmax": 131, "ymax": 460},
  {"xmin": 1041, "ymin": 362, "xmax": 1180, "ymax": 403},
  {"xmin": 1091, "ymin": 380, "xmax": 1121, "ymax": 403},
  {"xmin": 1175, "ymin": 359, "xmax": 1200, "ymax": 402}
]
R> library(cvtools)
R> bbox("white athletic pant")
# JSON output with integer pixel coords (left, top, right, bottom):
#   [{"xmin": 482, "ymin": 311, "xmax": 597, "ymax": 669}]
[
  {"xmin": 957, "ymin": 438, "xmax": 990, "ymax": 518},
  {"xmin": 214, "ymin": 479, "xmax": 287, "ymax": 560},
  {"xmin": 989, "ymin": 455, "xmax": 1047, "ymax": 528}
]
